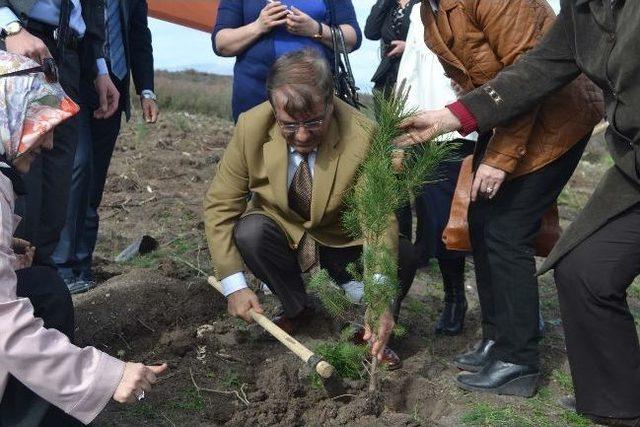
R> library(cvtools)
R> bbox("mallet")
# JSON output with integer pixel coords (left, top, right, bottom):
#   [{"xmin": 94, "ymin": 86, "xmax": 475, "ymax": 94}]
[{"xmin": 208, "ymin": 276, "xmax": 345, "ymax": 395}]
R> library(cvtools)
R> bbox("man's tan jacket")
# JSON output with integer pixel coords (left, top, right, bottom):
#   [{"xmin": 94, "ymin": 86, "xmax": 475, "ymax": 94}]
[{"xmin": 204, "ymin": 98, "xmax": 399, "ymax": 280}]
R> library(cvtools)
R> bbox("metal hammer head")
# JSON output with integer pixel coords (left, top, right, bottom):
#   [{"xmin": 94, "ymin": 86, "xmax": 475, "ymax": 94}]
[{"xmin": 307, "ymin": 355, "xmax": 347, "ymax": 398}]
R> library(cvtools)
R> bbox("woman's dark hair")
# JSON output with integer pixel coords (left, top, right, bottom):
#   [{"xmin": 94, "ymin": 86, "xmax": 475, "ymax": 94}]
[{"xmin": 266, "ymin": 48, "xmax": 334, "ymax": 116}]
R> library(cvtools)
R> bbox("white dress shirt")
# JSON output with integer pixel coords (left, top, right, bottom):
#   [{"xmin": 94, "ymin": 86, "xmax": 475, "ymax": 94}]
[{"xmin": 220, "ymin": 146, "xmax": 318, "ymax": 296}]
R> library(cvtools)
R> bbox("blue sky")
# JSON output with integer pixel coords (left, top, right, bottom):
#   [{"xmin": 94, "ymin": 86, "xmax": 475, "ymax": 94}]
[{"xmin": 149, "ymin": 0, "xmax": 560, "ymax": 93}]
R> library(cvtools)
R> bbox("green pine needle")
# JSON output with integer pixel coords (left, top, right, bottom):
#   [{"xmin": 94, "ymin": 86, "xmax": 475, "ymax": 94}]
[{"xmin": 308, "ymin": 269, "xmax": 352, "ymax": 319}]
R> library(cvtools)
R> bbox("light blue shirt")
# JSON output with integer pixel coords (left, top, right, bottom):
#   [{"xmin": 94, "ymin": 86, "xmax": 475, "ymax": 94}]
[
  {"xmin": 0, "ymin": 0, "xmax": 86, "ymax": 37},
  {"xmin": 221, "ymin": 146, "xmax": 318, "ymax": 296}
]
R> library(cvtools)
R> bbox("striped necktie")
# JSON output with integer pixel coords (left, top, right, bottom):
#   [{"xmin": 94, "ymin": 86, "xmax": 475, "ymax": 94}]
[
  {"xmin": 288, "ymin": 154, "xmax": 318, "ymax": 272},
  {"xmin": 106, "ymin": 0, "xmax": 127, "ymax": 80}
]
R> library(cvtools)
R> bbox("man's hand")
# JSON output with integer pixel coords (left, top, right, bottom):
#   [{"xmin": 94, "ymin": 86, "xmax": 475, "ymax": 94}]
[
  {"xmin": 394, "ymin": 108, "xmax": 461, "ymax": 148},
  {"xmin": 471, "ymin": 163, "xmax": 507, "ymax": 201},
  {"xmin": 254, "ymin": 1, "xmax": 289, "ymax": 35},
  {"xmin": 362, "ymin": 309, "xmax": 395, "ymax": 360},
  {"xmin": 113, "ymin": 362, "xmax": 168, "ymax": 403},
  {"xmin": 12, "ymin": 238, "xmax": 35, "ymax": 270},
  {"xmin": 227, "ymin": 288, "xmax": 263, "ymax": 323},
  {"xmin": 140, "ymin": 98, "xmax": 158, "ymax": 123},
  {"xmin": 386, "ymin": 40, "xmax": 406, "ymax": 57},
  {"xmin": 4, "ymin": 29, "xmax": 52, "ymax": 63},
  {"xmin": 94, "ymin": 74, "xmax": 120, "ymax": 119}
]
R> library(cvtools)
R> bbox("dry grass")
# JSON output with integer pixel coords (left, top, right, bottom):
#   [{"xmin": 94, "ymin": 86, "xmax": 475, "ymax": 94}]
[{"xmin": 136, "ymin": 70, "xmax": 234, "ymax": 120}]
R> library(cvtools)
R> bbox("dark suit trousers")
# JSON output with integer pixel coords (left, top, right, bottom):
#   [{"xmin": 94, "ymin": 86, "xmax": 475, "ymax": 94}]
[
  {"xmin": 53, "ymin": 74, "xmax": 126, "ymax": 280},
  {"xmin": 554, "ymin": 204, "xmax": 640, "ymax": 419},
  {"xmin": 14, "ymin": 29, "xmax": 81, "ymax": 267},
  {"xmin": 233, "ymin": 214, "xmax": 418, "ymax": 319},
  {"xmin": 0, "ymin": 267, "xmax": 82, "ymax": 427},
  {"xmin": 468, "ymin": 135, "xmax": 588, "ymax": 367}
]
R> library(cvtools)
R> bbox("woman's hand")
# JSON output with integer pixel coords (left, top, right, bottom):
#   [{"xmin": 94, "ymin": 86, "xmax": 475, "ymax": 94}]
[
  {"xmin": 286, "ymin": 6, "xmax": 320, "ymax": 38},
  {"xmin": 471, "ymin": 163, "xmax": 506, "ymax": 201},
  {"xmin": 394, "ymin": 108, "xmax": 462, "ymax": 148},
  {"xmin": 255, "ymin": 1, "xmax": 289, "ymax": 35},
  {"xmin": 386, "ymin": 40, "xmax": 406, "ymax": 57},
  {"xmin": 113, "ymin": 362, "xmax": 168, "ymax": 403},
  {"xmin": 12, "ymin": 238, "xmax": 35, "ymax": 270}
]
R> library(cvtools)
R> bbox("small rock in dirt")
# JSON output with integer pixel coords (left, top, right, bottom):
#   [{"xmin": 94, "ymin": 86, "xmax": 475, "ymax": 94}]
[{"xmin": 159, "ymin": 328, "xmax": 194, "ymax": 357}]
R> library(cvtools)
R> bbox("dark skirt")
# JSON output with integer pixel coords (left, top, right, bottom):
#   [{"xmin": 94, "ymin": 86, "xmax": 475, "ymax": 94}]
[{"xmin": 398, "ymin": 139, "xmax": 474, "ymax": 261}]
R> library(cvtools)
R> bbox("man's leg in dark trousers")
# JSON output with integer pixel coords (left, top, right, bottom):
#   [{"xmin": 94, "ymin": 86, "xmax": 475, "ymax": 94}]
[
  {"xmin": 234, "ymin": 215, "xmax": 418, "ymax": 318},
  {"xmin": 15, "ymin": 35, "xmax": 81, "ymax": 267},
  {"xmin": 234, "ymin": 214, "xmax": 310, "ymax": 318},
  {"xmin": 554, "ymin": 205, "xmax": 640, "ymax": 419},
  {"xmin": 0, "ymin": 267, "xmax": 83, "ymax": 427},
  {"xmin": 470, "ymin": 136, "xmax": 588, "ymax": 367},
  {"xmin": 77, "ymin": 76, "xmax": 125, "ymax": 280}
]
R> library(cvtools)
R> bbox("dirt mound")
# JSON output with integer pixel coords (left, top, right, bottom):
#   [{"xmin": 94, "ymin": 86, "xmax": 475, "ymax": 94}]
[{"xmin": 74, "ymin": 269, "xmax": 222, "ymax": 358}]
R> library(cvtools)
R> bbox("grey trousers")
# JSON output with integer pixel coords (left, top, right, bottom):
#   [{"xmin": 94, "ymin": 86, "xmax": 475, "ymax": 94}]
[{"xmin": 234, "ymin": 214, "xmax": 418, "ymax": 319}]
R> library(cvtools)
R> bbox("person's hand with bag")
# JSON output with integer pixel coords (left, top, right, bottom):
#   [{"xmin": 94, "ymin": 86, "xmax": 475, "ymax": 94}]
[{"xmin": 386, "ymin": 40, "xmax": 406, "ymax": 57}]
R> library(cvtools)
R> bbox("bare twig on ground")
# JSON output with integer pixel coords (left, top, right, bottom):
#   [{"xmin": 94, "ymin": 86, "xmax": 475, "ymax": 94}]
[
  {"xmin": 159, "ymin": 411, "xmax": 177, "ymax": 427},
  {"xmin": 214, "ymin": 352, "xmax": 245, "ymax": 364},
  {"xmin": 115, "ymin": 332, "xmax": 131, "ymax": 350},
  {"xmin": 173, "ymin": 256, "xmax": 208, "ymax": 277},
  {"xmin": 189, "ymin": 368, "xmax": 250, "ymax": 406},
  {"xmin": 136, "ymin": 318, "xmax": 155, "ymax": 333},
  {"xmin": 330, "ymin": 394, "xmax": 358, "ymax": 401},
  {"xmin": 137, "ymin": 195, "xmax": 157, "ymax": 206}
]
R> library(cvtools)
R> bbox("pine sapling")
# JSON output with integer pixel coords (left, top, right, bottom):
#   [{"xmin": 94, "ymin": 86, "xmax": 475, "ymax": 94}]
[{"xmin": 309, "ymin": 87, "xmax": 458, "ymax": 392}]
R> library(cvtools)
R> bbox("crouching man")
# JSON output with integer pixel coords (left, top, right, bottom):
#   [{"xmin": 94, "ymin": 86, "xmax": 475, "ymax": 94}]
[{"xmin": 203, "ymin": 48, "xmax": 417, "ymax": 368}]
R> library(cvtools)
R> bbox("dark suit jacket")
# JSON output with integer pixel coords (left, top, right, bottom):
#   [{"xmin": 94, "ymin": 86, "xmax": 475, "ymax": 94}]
[
  {"xmin": 104, "ymin": 0, "xmax": 154, "ymax": 120},
  {"xmin": 0, "ymin": 0, "xmax": 106, "ymax": 77},
  {"xmin": 460, "ymin": 0, "xmax": 638, "ymax": 273}
]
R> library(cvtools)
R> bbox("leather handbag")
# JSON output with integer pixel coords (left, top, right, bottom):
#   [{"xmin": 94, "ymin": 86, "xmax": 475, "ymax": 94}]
[
  {"xmin": 327, "ymin": 0, "xmax": 361, "ymax": 109},
  {"xmin": 442, "ymin": 155, "xmax": 562, "ymax": 257},
  {"xmin": 442, "ymin": 155, "xmax": 474, "ymax": 251}
]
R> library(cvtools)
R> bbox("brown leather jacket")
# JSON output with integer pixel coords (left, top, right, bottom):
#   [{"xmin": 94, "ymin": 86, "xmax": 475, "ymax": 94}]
[{"xmin": 421, "ymin": 0, "xmax": 603, "ymax": 177}]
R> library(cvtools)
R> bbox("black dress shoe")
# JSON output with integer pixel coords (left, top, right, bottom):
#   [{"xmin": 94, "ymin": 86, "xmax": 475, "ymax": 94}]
[
  {"xmin": 456, "ymin": 359, "xmax": 540, "ymax": 397},
  {"xmin": 453, "ymin": 338, "xmax": 495, "ymax": 372},
  {"xmin": 435, "ymin": 299, "xmax": 468, "ymax": 336}
]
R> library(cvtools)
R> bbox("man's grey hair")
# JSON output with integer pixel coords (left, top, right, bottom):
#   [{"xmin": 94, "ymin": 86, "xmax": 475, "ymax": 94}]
[{"xmin": 266, "ymin": 48, "xmax": 334, "ymax": 117}]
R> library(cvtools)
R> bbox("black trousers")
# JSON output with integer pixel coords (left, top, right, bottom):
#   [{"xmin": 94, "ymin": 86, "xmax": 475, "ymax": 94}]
[
  {"xmin": 233, "ymin": 214, "xmax": 418, "ymax": 320},
  {"xmin": 0, "ymin": 267, "xmax": 83, "ymax": 427},
  {"xmin": 468, "ymin": 135, "xmax": 588, "ymax": 367},
  {"xmin": 554, "ymin": 204, "xmax": 640, "ymax": 419},
  {"xmin": 14, "ymin": 28, "xmax": 81, "ymax": 267}
]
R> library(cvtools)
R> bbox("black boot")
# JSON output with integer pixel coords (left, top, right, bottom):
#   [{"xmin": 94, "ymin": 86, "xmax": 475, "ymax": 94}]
[
  {"xmin": 454, "ymin": 338, "xmax": 495, "ymax": 372},
  {"xmin": 435, "ymin": 257, "xmax": 467, "ymax": 336},
  {"xmin": 455, "ymin": 359, "xmax": 540, "ymax": 398}
]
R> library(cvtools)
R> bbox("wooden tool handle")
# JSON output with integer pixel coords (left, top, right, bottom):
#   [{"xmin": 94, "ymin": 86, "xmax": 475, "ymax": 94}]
[{"xmin": 208, "ymin": 276, "xmax": 334, "ymax": 378}]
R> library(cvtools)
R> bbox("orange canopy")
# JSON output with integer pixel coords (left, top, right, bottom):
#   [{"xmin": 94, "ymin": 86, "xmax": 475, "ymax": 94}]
[{"xmin": 147, "ymin": 0, "xmax": 219, "ymax": 33}]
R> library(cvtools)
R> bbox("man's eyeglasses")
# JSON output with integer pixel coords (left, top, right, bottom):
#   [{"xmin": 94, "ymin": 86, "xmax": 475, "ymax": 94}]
[
  {"xmin": 275, "ymin": 104, "xmax": 329, "ymax": 135},
  {"xmin": 0, "ymin": 58, "xmax": 59, "ymax": 83}
]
